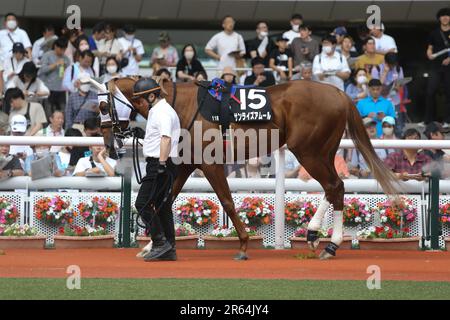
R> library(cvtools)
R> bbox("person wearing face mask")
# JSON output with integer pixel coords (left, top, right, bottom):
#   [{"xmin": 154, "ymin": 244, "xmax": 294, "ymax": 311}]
[
  {"xmin": 65, "ymin": 80, "xmax": 98, "ymax": 131},
  {"xmin": 282, "ymin": 13, "xmax": 303, "ymax": 46},
  {"xmin": 384, "ymin": 129, "xmax": 432, "ymax": 181},
  {"xmin": 345, "ymin": 68, "xmax": 369, "ymax": 103},
  {"xmin": 245, "ymin": 21, "xmax": 275, "ymax": 67},
  {"xmin": 118, "ymin": 24, "xmax": 145, "ymax": 76},
  {"xmin": 133, "ymin": 78, "xmax": 180, "ymax": 262},
  {"xmin": 176, "ymin": 44, "xmax": 205, "ymax": 82},
  {"xmin": 100, "ymin": 57, "xmax": 121, "ymax": 83},
  {"xmin": 312, "ymin": 35, "xmax": 350, "ymax": 91},
  {"xmin": 0, "ymin": 13, "xmax": 32, "ymax": 63},
  {"xmin": 31, "ymin": 25, "xmax": 58, "ymax": 67}
]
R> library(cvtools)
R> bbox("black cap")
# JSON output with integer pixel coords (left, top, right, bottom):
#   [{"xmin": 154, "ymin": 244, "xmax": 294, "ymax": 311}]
[
  {"xmin": 133, "ymin": 78, "xmax": 161, "ymax": 98},
  {"xmin": 276, "ymin": 35, "xmax": 289, "ymax": 42},
  {"xmin": 424, "ymin": 121, "xmax": 450, "ymax": 138},
  {"xmin": 436, "ymin": 7, "xmax": 450, "ymax": 20},
  {"xmin": 368, "ymin": 78, "xmax": 382, "ymax": 87},
  {"xmin": 12, "ymin": 42, "xmax": 26, "ymax": 53}
]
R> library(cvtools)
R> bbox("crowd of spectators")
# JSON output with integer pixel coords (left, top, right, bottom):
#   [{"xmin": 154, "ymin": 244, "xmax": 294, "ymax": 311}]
[{"xmin": 0, "ymin": 8, "xmax": 449, "ymax": 183}]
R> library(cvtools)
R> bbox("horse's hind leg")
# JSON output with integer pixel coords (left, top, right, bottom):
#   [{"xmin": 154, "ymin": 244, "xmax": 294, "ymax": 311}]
[
  {"xmin": 201, "ymin": 163, "xmax": 249, "ymax": 260},
  {"xmin": 298, "ymin": 156, "xmax": 345, "ymax": 259}
]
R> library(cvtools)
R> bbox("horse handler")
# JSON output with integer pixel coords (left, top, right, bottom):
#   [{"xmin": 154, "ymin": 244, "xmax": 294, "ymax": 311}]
[{"xmin": 133, "ymin": 78, "xmax": 181, "ymax": 261}]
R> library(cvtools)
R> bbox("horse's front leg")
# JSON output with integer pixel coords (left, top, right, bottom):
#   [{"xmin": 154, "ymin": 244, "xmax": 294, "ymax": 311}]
[{"xmin": 201, "ymin": 163, "xmax": 249, "ymax": 260}]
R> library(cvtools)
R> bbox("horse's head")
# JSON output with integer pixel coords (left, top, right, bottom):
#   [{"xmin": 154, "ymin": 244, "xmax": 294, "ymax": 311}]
[{"xmin": 97, "ymin": 76, "xmax": 172, "ymax": 159}]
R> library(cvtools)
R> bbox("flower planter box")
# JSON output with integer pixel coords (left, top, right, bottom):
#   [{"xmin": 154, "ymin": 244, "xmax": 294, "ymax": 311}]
[
  {"xmin": 136, "ymin": 235, "xmax": 199, "ymax": 249},
  {"xmin": 53, "ymin": 235, "xmax": 115, "ymax": 249},
  {"xmin": 0, "ymin": 235, "xmax": 47, "ymax": 249},
  {"xmin": 357, "ymin": 237, "xmax": 421, "ymax": 251},
  {"xmin": 289, "ymin": 237, "xmax": 352, "ymax": 250},
  {"xmin": 202, "ymin": 235, "xmax": 264, "ymax": 249},
  {"xmin": 445, "ymin": 238, "xmax": 450, "ymax": 250}
]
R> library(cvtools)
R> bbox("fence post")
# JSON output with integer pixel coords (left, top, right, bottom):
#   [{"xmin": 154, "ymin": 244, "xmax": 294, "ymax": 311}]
[
  {"xmin": 429, "ymin": 169, "xmax": 441, "ymax": 250},
  {"xmin": 117, "ymin": 148, "xmax": 133, "ymax": 248},
  {"xmin": 274, "ymin": 148, "xmax": 285, "ymax": 249}
]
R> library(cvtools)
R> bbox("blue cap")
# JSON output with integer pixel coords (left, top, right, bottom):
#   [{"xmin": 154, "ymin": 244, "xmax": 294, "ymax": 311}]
[
  {"xmin": 382, "ymin": 116, "xmax": 395, "ymax": 126},
  {"xmin": 332, "ymin": 26, "xmax": 347, "ymax": 36}
]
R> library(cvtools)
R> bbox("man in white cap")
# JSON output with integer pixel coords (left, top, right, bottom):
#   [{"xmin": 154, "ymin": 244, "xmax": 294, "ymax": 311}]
[
  {"xmin": 8, "ymin": 114, "xmax": 33, "ymax": 162},
  {"xmin": 7, "ymin": 88, "xmax": 47, "ymax": 136}
]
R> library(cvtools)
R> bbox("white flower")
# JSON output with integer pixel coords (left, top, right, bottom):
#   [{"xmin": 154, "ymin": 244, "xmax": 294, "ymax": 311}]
[
  {"xmin": 369, "ymin": 226, "xmax": 376, "ymax": 233},
  {"xmin": 381, "ymin": 216, "xmax": 388, "ymax": 222},
  {"xmin": 355, "ymin": 216, "xmax": 362, "ymax": 223},
  {"xmin": 176, "ymin": 210, "xmax": 181, "ymax": 214},
  {"xmin": 196, "ymin": 218, "xmax": 202, "ymax": 224}
]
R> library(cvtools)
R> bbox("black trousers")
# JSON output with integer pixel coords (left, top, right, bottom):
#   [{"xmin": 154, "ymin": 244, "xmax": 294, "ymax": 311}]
[
  {"xmin": 135, "ymin": 158, "xmax": 177, "ymax": 248},
  {"xmin": 425, "ymin": 67, "xmax": 450, "ymax": 123}
]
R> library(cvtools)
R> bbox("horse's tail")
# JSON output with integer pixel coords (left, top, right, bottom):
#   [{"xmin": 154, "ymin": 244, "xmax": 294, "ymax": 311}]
[{"xmin": 345, "ymin": 96, "xmax": 399, "ymax": 195}]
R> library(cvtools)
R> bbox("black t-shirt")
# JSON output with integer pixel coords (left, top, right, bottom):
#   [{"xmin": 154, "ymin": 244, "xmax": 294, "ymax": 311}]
[
  {"xmin": 427, "ymin": 27, "xmax": 450, "ymax": 67},
  {"xmin": 2, "ymin": 156, "xmax": 23, "ymax": 171},
  {"xmin": 245, "ymin": 37, "xmax": 277, "ymax": 67},
  {"xmin": 176, "ymin": 58, "xmax": 205, "ymax": 80},
  {"xmin": 269, "ymin": 48, "xmax": 292, "ymax": 71},
  {"xmin": 244, "ymin": 71, "xmax": 276, "ymax": 87}
]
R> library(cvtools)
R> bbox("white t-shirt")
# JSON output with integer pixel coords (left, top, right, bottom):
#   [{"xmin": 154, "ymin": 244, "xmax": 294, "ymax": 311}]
[
  {"xmin": 205, "ymin": 31, "xmax": 246, "ymax": 70},
  {"xmin": 73, "ymin": 156, "xmax": 117, "ymax": 175},
  {"xmin": 118, "ymin": 37, "xmax": 145, "ymax": 76},
  {"xmin": 143, "ymin": 98, "xmax": 180, "ymax": 158},
  {"xmin": 2, "ymin": 57, "xmax": 29, "ymax": 84},
  {"xmin": 282, "ymin": 30, "xmax": 300, "ymax": 46},
  {"xmin": 312, "ymin": 51, "xmax": 350, "ymax": 91},
  {"xmin": 374, "ymin": 34, "xmax": 398, "ymax": 53},
  {"xmin": 0, "ymin": 28, "xmax": 32, "ymax": 62}
]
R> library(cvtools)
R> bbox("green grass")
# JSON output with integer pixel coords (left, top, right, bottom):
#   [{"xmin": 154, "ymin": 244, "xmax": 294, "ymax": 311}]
[{"xmin": 1, "ymin": 278, "xmax": 450, "ymax": 300}]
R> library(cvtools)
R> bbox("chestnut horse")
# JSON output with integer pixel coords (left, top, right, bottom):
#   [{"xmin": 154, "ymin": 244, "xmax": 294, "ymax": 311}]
[{"xmin": 98, "ymin": 78, "xmax": 398, "ymax": 260}]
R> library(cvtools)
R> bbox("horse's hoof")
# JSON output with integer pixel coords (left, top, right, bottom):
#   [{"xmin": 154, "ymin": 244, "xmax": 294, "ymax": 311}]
[
  {"xmin": 319, "ymin": 250, "xmax": 334, "ymax": 260},
  {"xmin": 307, "ymin": 239, "xmax": 320, "ymax": 252},
  {"xmin": 234, "ymin": 252, "xmax": 248, "ymax": 260}
]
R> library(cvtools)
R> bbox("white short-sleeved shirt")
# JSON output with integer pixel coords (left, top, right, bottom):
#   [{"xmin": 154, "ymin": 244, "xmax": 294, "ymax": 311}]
[
  {"xmin": 282, "ymin": 30, "xmax": 300, "ymax": 46},
  {"xmin": 73, "ymin": 156, "xmax": 117, "ymax": 175},
  {"xmin": 2, "ymin": 57, "xmax": 29, "ymax": 84},
  {"xmin": 374, "ymin": 34, "xmax": 398, "ymax": 53},
  {"xmin": 143, "ymin": 98, "xmax": 180, "ymax": 159},
  {"xmin": 118, "ymin": 37, "xmax": 145, "ymax": 76},
  {"xmin": 0, "ymin": 28, "xmax": 32, "ymax": 62},
  {"xmin": 205, "ymin": 31, "xmax": 246, "ymax": 70},
  {"xmin": 312, "ymin": 51, "xmax": 350, "ymax": 91}
]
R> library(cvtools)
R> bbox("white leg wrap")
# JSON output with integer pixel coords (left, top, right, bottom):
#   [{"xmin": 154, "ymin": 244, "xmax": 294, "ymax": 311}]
[
  {"xmin": 143, "ymin": 241, "xmax": 153, "ymax": 252},
  {"xmin": 308, "ymin": 199, "xmax": 330, "ymax": 231},
  {"xmin": 331, "ymin": 210, "xmax": 344, "ymax": 246}
]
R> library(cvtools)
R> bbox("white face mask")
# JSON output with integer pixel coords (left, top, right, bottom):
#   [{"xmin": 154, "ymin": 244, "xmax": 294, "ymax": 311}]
[
  {"xmin": 259, "ymin": 31, "xmax": 268, "ymax": 38},
  {"xmin": 291, "ymin": 24, "xmax": 299, "ymax": 32},
  {"xmin": 79, "ymin": 44, "xmax": 90, "ymax": 51},
  {"xmin": 383, "ymin": 127, "xmax": 394, "ymax": 136},
  {"xmin": 79, "ymin": 84, "xmax": 91, "ymax": 93},
  {"xmin": 357, "ymin": 75, "xmax": 368, "ymax": 84},
  {"xmin": 6, "ymin": 20, "xmax": 17, "ymax": 30},
  {"xmin": 125, "ymin": 34, "xmax": 134, "ymax": 41},
  {"xmin": 322, "ymin": 46, "xmax": 333, "ymax": 54},
  {"xmin": 184, "ymin": 51, "xmax": 194, "ymax": 60},
  {"xmin": 106, "ymin": 65, "xmax": 118, "ymax": 74}
]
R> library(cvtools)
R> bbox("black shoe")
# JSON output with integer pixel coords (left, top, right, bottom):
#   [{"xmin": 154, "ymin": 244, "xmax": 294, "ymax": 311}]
[
  {"xmin": 143, "ymin": 241, "xmax": 172, "ymax": 261},
  {"xmin": 154, "ymin": 248, "xmax": 177, "ymax": 261}
]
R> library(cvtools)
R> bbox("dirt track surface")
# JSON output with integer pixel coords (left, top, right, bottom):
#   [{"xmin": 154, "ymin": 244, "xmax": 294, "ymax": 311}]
[{"xmin": 1, "ymin": 249, "xmax": 449, "ymax": 282}]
